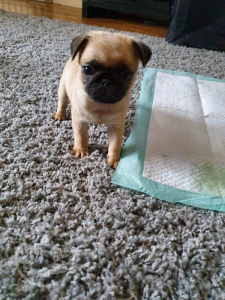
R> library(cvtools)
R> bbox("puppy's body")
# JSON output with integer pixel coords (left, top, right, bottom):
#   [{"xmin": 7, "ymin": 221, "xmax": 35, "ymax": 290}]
[{"xmin": 54, "ymin": 31, "xmax": 151, "ymax": 168}]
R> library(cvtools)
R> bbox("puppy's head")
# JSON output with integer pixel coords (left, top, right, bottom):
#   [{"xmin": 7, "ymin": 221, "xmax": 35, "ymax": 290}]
[{"xmin": 71, "ymin": 31, "xmax": 151, "ymax": 104}]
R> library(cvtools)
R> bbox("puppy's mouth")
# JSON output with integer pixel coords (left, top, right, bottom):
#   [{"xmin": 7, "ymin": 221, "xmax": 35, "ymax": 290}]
[{"xmin": 85, "ymin": 74, "xmax": 126, "ymax": 104}]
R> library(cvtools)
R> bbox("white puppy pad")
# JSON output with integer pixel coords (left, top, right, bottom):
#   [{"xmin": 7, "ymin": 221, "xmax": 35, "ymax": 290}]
[
  {"xmin": 143, "ymin": 72, "xmax": 225, "ymax": 197},
  {"xmin": 112, "ymin": 69, "xmax": 225, "ymax": 211}
]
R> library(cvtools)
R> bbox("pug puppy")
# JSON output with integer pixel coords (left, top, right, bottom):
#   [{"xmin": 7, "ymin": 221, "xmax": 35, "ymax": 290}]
[{"xmin": 54, "ymin": 31, "xmax": 151, "ymax": 168}]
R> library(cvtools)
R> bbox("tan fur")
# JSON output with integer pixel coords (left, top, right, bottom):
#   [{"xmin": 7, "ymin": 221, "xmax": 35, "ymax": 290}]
[{"xmin": 54, "ymin": 31, "xmax": 148, "ymax": 168}]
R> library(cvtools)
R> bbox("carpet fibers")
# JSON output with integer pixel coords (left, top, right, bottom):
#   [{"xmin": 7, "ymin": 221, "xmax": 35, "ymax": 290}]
[{"xmin": 0, "ymin": 9, "xmax": 225, "ymax": 300}]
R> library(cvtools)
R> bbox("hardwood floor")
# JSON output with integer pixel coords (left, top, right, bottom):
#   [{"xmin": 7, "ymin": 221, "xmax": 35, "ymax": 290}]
[{"xmin": 0, "ymin": 0, "xmax": 168, "ymax": 37}]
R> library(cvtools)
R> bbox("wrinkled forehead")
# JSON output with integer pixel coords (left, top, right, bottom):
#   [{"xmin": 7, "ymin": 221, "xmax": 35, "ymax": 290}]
[{"xmin": 80, "ymin": 35, "xmax": 137, "ymax": 71}]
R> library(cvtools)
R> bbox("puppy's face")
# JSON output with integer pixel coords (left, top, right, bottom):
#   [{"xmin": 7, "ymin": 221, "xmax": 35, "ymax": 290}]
[
  {"xmin": 81, "ymin": 58, "xmax": 134, "ymax": 104},
  {"xmin": 71, "ymin": 31, "xmax": 151, "ymax": 104}
]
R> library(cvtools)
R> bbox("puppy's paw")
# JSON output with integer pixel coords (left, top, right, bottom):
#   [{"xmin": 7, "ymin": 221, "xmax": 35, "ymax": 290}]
[
  {"xmin": 107, "ymin": 155, "xmax": 120, "ymax": 169},
  {"xmin": 53, "ymin": 111, "xmax": 66, "ymax": 121},
  {"xmin": 72, "ymin": 146, "xmax": 89, "ymax": 158}
]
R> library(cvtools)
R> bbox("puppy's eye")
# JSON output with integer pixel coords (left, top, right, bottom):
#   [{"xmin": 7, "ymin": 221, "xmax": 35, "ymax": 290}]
[
  {"xmin": 83, "ymin": 66, "xmax": 94, "ymax": 76},
  {"xmin": 122, "ymin": 71, "xmax": 132, "ymax": 81}
]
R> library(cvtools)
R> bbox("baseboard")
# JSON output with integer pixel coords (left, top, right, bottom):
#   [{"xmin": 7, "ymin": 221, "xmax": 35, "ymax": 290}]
[{"xmin": 53, "ymin": 0, "xmax": 82, "ymax": 8}]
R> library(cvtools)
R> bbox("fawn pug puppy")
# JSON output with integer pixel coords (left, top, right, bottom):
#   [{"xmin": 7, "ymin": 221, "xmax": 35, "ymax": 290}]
[{"xmin": 54, "ymin": 31, "xmax": 151, "ymax": 168}]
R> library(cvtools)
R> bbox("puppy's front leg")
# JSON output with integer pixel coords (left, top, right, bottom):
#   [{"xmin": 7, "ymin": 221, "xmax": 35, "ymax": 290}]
[
  {"xmin": 72, "ymin": 115, "xmax": 89, "ymax": 158},
  {"xmin": 54, "ymin": 76, "xmax": 68, "ymax": 121},
  {"xmin": 107, "ymin": 123, "xmax": 125, "ymax": 169}
]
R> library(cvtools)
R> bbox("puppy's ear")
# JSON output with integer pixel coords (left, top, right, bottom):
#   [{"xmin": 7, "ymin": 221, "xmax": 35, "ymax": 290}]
[
  {"xmin": 70, "ymin": 34, "xmax": 90, "ymax": 61},
  {"xmin": 132, "ymin": 40, "xmax": 152, "ymax": 67}
]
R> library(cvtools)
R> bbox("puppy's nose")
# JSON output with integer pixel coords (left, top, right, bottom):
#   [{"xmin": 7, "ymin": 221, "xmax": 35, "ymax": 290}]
[{"xmin": 101, "ymin": 79, "xmax": 112, "ymax": 87}]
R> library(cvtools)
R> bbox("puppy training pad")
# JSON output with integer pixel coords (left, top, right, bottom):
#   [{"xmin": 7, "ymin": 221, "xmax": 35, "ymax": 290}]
[{"xmin": 112, "ymin": 68, "xmax": 225, "ymax": 211}]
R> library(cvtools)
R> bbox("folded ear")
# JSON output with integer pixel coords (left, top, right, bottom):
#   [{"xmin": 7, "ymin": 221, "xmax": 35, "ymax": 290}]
[
  {"xmin": 132, "ymin": 40, "xmax": 152, "ymax": 67},
  {"xmin": 70, "ymin": 34, "xmax": 90, "ymax": 61}
]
